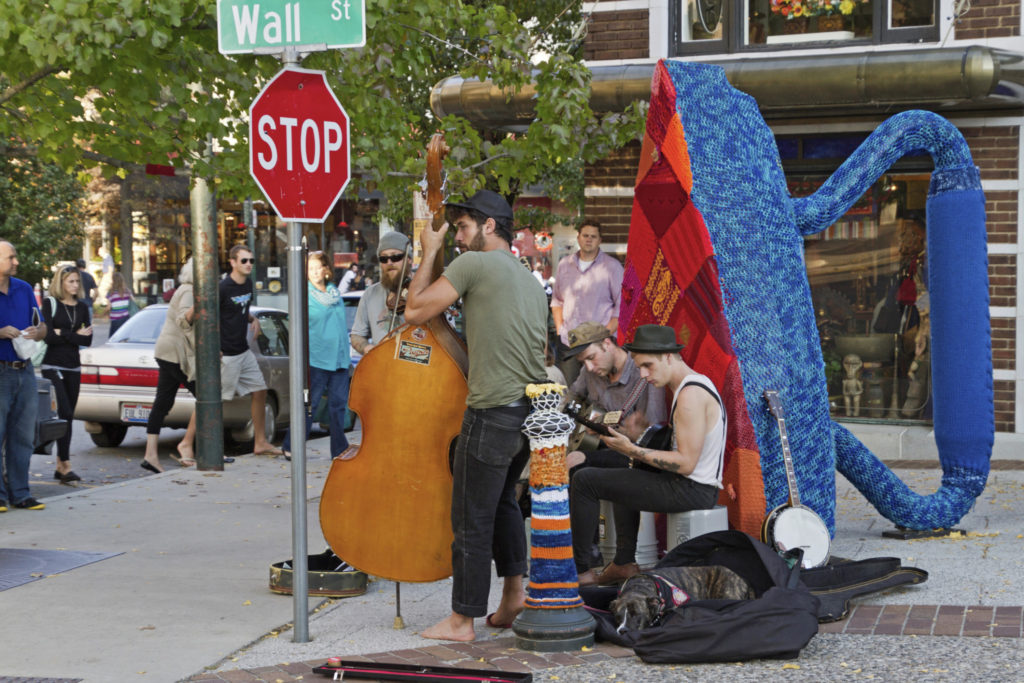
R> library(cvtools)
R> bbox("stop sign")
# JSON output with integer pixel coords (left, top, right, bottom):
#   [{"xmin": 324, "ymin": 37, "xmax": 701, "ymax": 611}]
[{"xmin": 249, "ymin": 67, "xmax": 350, "ymax": 223}]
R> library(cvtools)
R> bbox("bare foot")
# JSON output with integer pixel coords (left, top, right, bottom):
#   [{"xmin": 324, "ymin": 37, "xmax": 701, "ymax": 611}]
[
  {"xmin": 421, "ymin": 613, "xmax": 476, "ymax": 642},
  {"xmin": 253, "ymin": 442, "xmax": 283, "ymax": 456},
  {"xmin": 175, "ymin": 442, "xmax": 196, "ymax": 467}
]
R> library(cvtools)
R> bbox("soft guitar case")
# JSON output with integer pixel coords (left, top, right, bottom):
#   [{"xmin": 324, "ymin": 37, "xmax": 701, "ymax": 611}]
[{"xmin": 801, "ymin": 556, "xmax": 929, "ymax": 622}]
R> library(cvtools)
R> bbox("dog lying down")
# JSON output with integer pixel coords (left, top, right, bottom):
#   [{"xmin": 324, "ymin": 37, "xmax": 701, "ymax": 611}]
[{"xmin": 609, "ymin": 565, "xmax": 755, "ymax": 632}]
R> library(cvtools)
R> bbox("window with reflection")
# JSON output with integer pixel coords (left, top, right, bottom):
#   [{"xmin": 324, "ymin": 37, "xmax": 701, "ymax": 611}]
[
  {"xmin": 670, "ymin": 0, "xmax": 938, "ymax": 53},
  {"xmin": 747, "ymin": 0, "xmax": 873, "ymax": 45}
]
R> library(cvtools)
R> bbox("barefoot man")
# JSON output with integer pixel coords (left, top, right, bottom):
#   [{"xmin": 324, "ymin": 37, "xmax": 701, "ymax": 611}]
[{"xmin": 405, "ymin": 190, "xmax": 547, "ymax": 641}]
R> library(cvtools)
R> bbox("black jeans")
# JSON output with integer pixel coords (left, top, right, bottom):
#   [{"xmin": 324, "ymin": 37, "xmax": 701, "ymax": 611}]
[
  {"xmin": 41, "ymin": 369, "xmax": 81, "ymax": 463},
  {"xmin": 569, "ymin": 467, "xmax": 718, "ymax": 573},
  {"xmin": 450, "ymin": 404, "xmax": 531, "ymax": 618},
  {"xmin": 147, "ymin": 359, "xmax": 196, "ymax": 435}
]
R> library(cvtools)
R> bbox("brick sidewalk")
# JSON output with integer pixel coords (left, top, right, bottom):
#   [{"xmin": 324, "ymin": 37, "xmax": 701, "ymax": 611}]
[
  {"xmin": 187, "ymin": 603, "xmax": 1023, "ymax": 682},
  {"xmin": 187, "ymin": 637, "xmax": 633, "ymax": 682},
  {"xmin": 818, "ymin": 604, "xmax": 1024, "ymax": 638}
]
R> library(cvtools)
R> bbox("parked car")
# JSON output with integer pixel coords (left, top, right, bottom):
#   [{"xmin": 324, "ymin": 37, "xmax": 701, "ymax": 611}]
[
  {"xmin": 74, "ymin": 304, "xmax": 291, "ymax": 447},
  {"xmin": 33, "ymin": 375, "xmax": 68, "ymax": 455},
  {"xmin": 341, "ymin": 290, "xmax": 362, "ymax": 366}
]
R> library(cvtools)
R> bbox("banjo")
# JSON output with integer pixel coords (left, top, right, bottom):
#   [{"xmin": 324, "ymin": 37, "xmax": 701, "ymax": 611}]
[{"xmin": 759, "ymin": 389, "xmax": 831, "ymax": 569}]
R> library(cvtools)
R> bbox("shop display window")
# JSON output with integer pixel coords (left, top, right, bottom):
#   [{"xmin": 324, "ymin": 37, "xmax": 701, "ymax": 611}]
[
  {"xmin": 747, "ymin": 0, "xmax": 872, "ymax": 45},
  {"xmin": 799, "ymin": 174, "xmax": 933, "ymax": 423}
]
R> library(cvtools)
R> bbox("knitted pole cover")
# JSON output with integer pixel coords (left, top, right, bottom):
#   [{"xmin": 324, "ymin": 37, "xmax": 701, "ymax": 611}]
[
  {"xmin": 621, "ymin": 60, "xmax": 992, "ymax": 533},
  {"xmin": 522, "ymin": 384, "xmax": 584, "ymax": 609}
]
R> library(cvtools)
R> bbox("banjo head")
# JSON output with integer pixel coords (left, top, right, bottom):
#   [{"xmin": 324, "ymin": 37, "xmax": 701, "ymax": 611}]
[{"xmin": 764, "ymin": 505, "xmax": 831, "ymax": 568}]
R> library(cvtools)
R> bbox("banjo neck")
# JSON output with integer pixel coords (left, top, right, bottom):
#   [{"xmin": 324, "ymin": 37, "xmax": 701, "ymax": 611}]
[{"xmin": 763, "ymin": 389, "xmax": 802, "ymax": 509}]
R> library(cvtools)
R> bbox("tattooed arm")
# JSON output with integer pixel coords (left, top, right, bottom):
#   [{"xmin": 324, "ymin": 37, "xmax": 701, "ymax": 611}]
[{"xmin": 600, "ymin": 385, "xmax": 713, "ymax": 476}]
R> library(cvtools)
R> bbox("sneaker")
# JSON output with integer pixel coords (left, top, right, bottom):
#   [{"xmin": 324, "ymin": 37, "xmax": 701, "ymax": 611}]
[
  {"xmin": 0, "ymin": 500, "xmax": 8, "ymax": 513},
  {"xmin": 14, "ymin": 497, "xmax": 45, "ymax": 510}
]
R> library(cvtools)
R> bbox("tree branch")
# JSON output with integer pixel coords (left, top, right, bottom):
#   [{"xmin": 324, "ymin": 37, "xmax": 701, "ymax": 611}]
[
  {"xmin": 0, "ymin": 65, "xmax": 63, "ymax": 106},
  {"xmin": 393, "ymin": 23, "xmax": 490, "ymax": 67}
]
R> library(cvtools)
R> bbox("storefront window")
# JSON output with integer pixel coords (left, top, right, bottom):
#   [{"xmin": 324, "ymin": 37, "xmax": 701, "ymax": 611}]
[
  {"xmin": 799, "ymin": 173, "xmax": 932, "ymax": 423},
  {"xmin": 747, "ymin": 0, "xmax": 873, "ymax": 45}
]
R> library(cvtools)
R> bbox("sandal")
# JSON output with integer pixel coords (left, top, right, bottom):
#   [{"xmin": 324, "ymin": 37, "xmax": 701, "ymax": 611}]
[{"xmin": 169, "ymin": 453, "xmax": 196, "ymax": 467}]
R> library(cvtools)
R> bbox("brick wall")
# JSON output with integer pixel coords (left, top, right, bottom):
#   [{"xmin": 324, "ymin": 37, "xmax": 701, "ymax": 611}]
[
  {"xmin": 955, "ymin": 0, "xmax": 1021, "ymax": 39},
  {"xmin": 960, "ymin": 126, "xmax": 1019, "ymax": 181},
  {"xmin": 583, "ymin": 10, "xmax": 649, "ymax": 61},
  {"xmin": 985, "ymin": 190, "xmax": 1018, "ymax": 244},
  {"xmin": 584, "ymin": 141, "xmax": 641, "ymax": 241},
  {"xmin": 994, "ymin": 379, "xmax": 1016, "ymax": 433},
  {"xmin": 989, "ymin": 254, "xmax": 1017, "ymax": 309}
]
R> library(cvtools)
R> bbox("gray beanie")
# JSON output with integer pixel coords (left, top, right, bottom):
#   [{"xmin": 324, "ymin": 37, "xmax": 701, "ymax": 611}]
[{"xmin": 377, "ymin": 231, "xmax": 411, "ymax": 256}]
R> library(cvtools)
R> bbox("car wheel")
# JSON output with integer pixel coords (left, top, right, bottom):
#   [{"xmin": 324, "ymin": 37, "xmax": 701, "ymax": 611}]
[
  {"xmin": 90, "ymin": 423, "xmax": 129, "ymax": 448},
  {"xmin": 227, "ymin": 394, "xmax": 279, "ymax": 445}
]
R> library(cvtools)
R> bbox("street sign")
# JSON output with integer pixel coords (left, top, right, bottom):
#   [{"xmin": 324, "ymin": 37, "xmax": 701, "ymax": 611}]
[
  {"xmin": 249, "ymin": 67, "xmax": 351, "ymax": 223},
  {"xmin": 217, "ymin": 0, "xmax": 366, "ymax": 54}
]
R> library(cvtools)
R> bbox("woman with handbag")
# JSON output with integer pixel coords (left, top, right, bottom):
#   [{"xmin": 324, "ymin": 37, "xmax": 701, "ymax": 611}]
[
  {"xmin": 39, "ymin": 264, "xmax": 93, "ymax": 484},
  {"xmin": 281, "ymin": 251, "xmax": 351, "ymax": 461},
  {"xmin": 141, "ymin": 258, "xmax": 198, "ymax": 473}
]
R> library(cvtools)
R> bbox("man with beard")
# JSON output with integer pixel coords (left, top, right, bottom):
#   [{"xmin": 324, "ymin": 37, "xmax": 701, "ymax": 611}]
[
  {"xmin": 350, "ymin": 232, "xmax": 413, "ymax": 355},
  {"xmin": 404, "ymin": 190, "xmax": 546, "ymax": 642},
  {"xmin": 562, "ymin": 321, "xmax": 667, "ymax": 572}
]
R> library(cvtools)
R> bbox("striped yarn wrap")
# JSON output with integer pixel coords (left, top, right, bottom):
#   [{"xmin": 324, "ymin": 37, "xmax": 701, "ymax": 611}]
[{"xmin": 522, "ymin": 388, "xmax": 583, "ymax": 610}]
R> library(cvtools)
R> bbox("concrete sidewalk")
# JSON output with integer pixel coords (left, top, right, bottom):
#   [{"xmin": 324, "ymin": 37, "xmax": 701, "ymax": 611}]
[{"xmin": 1, "ymin": 431, "xmax": 1022, "ymax": 682}]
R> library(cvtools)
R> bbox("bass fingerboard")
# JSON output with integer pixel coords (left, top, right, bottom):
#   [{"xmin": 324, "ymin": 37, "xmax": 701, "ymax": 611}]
[{"xmin": 763, "ymin": 389, "xmax": 802, "ymax": 508}]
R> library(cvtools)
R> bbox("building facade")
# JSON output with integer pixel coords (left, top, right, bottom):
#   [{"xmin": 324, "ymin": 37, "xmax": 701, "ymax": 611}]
[{"xmin": 577, "ymin": 0, "xmax": 1023, "ymax": 452}]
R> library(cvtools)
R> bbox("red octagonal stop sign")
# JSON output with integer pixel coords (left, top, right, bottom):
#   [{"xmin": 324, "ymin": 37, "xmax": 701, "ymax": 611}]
[{"xmin": 249, "ymin": 67, "xmax": 350, "ymax": 223}]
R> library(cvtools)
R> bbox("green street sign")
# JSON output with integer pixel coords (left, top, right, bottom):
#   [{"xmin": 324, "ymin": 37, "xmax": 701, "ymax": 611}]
[{"xmin": 217, "ymin": 0, "xmax": 366, "ymax": 54}]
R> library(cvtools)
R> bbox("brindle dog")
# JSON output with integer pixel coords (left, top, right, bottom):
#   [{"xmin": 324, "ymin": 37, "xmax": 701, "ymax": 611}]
[{"xmin": 609, "ymin": 565, "xmax": 755, "ymax": 632}]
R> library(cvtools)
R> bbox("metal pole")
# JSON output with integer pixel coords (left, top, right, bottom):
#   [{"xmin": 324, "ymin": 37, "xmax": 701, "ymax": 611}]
[
  {"xmin": 191, "ymin": 147, "xmax": 225, "ymax": 470},
  {"xmin": 278, "ymin": 33, "xmax": 310, "ymax": 646},
  {"xmin": 244, "ymin": 197, "xmax": 256, "ymax": 304},
  {"xmin": 287, "ymin": 220, "xmax": 309, "ymax": 642}
]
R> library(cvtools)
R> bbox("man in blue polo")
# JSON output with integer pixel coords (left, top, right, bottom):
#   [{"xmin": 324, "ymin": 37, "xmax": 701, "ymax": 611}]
[{"xmin": 0, "ymin": 241, "xmax": 48, "ymax": 511}]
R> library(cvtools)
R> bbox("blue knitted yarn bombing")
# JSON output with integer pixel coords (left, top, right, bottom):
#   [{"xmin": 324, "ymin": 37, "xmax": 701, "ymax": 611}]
[
  {"xmin": 528, "ymin": 485, "xmax": 582, "ymax": 602},
  {"xmin": 663, "ymin": 60, "xmax": 837, "ymax": 531},
  {"xmin": 661, "ymin": 60, "xmax": 992, "ymax": 531}
]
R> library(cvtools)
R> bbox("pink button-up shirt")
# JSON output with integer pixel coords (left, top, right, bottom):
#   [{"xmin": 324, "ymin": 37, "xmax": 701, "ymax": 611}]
[{"xmin": 551, "ymin": 250, "xmax": 623, "ymax": 345}]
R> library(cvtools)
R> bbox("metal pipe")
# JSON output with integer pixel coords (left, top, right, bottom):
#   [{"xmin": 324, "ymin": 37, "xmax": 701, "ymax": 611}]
[{"xmin": 430, "ymin": 46, "xmax": 1024, "ymax": 128}]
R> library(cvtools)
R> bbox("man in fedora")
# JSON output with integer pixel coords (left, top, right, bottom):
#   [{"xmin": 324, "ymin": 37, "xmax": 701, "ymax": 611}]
[
  {"xmin": 571, "ymin": 324, "xmax": 727, "ymax": 586},
  {"xmin": 563, "ymin": 320, "xmax": 668, "ymax": 569}
]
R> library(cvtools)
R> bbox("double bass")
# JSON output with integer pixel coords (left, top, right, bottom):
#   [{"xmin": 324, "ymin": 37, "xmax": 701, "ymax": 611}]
[{"xmin": 319, "ymin": 135, "xmax": 468, "ymax": 583}]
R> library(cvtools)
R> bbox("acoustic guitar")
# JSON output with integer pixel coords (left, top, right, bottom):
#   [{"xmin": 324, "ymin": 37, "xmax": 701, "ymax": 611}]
[
  {"xmin": 759, "ymin": 389, "xmax": 831, "ymax": 569},
  {"xmin": 565, "ymin": 402, "xmax": 672, "ymax": 472}
]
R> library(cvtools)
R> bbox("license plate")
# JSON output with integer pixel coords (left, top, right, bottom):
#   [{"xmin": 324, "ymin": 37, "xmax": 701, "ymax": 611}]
[{"xmin": 121, "ymin": 403, "xmax": 152, "ymax": 424}]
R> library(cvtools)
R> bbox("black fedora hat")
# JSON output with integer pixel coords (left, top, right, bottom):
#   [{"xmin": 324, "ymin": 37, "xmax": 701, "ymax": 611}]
[{"xmin": 622, "ymin": 324, "xmax": 685, "ymax": 354}]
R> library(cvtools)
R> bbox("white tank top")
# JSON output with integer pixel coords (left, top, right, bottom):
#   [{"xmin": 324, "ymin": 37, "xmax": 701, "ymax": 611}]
[{"xmin": 670, "ymin": 373, "xmax": 726, "ymax": 489}]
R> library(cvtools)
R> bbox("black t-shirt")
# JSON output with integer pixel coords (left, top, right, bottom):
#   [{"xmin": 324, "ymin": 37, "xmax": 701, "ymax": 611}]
[
  {"xmin": 79, "ymin": 269, "xmax": 97, "ymax": 303},
  {"xmin": 219, "ymin": 276, "xmax": 253, "ymax": 356}
]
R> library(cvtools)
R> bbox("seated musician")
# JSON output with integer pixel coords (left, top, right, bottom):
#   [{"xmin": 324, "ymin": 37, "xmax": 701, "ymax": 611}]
[
  {"xmin": 562, "ymin": 321, "xmax": 667, "ymax": 568},
  {"xmin": 572, "ymin": 324, "xmax": 726, "ymax": 586},
  {"xmin": 563, "ymin": 321, "xmax": 667, "ymax": 470},
  {"xmin": 350, "ymin": 232, "xmax": 413, "ymax": 355}
]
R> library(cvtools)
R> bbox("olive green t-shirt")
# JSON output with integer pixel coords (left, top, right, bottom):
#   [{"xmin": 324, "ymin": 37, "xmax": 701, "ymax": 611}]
[{"xmin": 443, "ymin": 249, "xmax": 548, "ymax": 408}]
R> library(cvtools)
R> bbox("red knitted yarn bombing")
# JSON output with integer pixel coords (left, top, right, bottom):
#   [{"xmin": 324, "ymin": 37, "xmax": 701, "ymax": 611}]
[{"xmin": 620, "ymin": 62, "xmax": 765, "ymax": 536}]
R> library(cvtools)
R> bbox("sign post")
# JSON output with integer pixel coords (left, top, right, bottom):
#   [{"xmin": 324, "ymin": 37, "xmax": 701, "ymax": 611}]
[
  {"xmin": 220, "ymin": 0, "xmax": 363, "ymax": 643},
  {"xmin": 248, "ymin": 61, "xmax": 352, "ymax": 644}
]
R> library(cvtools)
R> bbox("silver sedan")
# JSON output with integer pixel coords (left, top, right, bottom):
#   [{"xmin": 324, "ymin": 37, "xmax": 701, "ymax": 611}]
[{"xmin": 74, "ymin": 304, "xmax": 292, "ymax": 447}]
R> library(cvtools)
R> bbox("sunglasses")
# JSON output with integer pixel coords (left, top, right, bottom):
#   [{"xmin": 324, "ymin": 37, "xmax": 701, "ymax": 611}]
[
  {"xmin": 378, "ymin": 253, "xmax": 405, "ymax": 264},
  {"xmin": 239, "ymin": 258, "xmax": 255, "ymax": 264}
]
